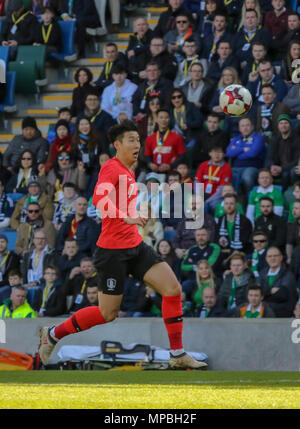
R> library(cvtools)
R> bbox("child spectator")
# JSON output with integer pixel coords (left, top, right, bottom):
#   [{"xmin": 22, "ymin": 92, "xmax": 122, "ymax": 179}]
[
  {"xmin": 0, "ymin": 269, "xmax": 23, "ymax": 306},
  {"xmin": 176, "ymin": 162, "xmax": 193, "ymax": 184},
  {"xmin": 0, "ymin": 235, "xmax": 20, "ymax": 288},
  {"xmin": 195, "ymin": 145, "xmax": 232, "ymax": 200},
  {"xmin": 52, "ymin": 182, "xmax": 78, "ymax": 230},
  {"xmin": 229, "ymin": 284, "xmax": 275, "ymax": 318},
  {"xmin": 46, "ymin": 108, "xmax": 73, "ymax": 145},
  {"xmin": 46, "ymin": 120, "xmax": 72, "ymax": 171},
  {"xmin": 57, "ymin": 237, "xmax": 82, "ymax": 283},
  {"xmin": 34, "ymin": 264, "xmax": 65, "ymax": 317},
  {"xmin": 33, "ymin": 6, "xmax": 62, "ymax": 59}
]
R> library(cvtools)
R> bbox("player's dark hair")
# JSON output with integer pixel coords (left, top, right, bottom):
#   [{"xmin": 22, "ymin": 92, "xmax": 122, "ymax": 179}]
[
  {"xmin": 108, "ymin": 120, "xmax": 139, "ymax": 144},
  {"xmin": 260, "ymin": 196, "xmax": 274, "ymax": 206}
]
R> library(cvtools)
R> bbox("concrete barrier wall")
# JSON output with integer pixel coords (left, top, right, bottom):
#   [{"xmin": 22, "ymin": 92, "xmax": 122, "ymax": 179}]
[{"xmin": 1, "ymin": 318, "xmax": 300, "ymax": 371}]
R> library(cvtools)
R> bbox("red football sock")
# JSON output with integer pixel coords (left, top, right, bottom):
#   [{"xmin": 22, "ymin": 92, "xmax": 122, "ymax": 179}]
[
  {"xmin": 162, "ymin": 294, "xmax": 183, "ymax": 351},
  {"xmin": 54, "ymin": 306, "xmax": 106, "ymax": 340}
]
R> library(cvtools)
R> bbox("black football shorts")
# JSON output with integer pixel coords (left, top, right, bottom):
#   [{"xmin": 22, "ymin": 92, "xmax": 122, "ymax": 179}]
[{"xmin": 93, "ymin": 241, "xmax": 163, "ymax": 295}]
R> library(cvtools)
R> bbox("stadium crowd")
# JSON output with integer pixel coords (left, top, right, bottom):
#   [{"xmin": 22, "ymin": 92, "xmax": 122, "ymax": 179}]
[{"xmin": 0, "ymin": 0, "xmax": 300, "ymax": 320}]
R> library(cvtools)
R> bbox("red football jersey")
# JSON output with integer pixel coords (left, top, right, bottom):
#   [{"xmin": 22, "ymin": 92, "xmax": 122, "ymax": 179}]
[
  {"xmin": 145, "ymin": 130, "xmax": 186, "ymax": 166},
  {"xmin": 92, "ymin": 157, "xmax": 143, "ymax": 249}
]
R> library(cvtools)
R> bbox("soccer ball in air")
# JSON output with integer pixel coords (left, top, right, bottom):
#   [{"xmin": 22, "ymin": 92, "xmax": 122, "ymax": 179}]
[{"xmin": 219, "ymin": 84, "xmax": 252, "ymax": 117}]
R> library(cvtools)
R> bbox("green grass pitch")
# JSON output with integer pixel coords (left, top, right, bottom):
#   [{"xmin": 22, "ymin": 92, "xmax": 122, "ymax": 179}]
[{"xmin": 0, "ymin": 371, "xmax": 299, "ymax": 409}]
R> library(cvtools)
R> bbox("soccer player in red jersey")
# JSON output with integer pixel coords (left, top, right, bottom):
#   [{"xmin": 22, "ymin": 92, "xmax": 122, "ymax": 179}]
[{"xmin": 38, "ymin": 120, "xmax": 206, "ymax": 370}]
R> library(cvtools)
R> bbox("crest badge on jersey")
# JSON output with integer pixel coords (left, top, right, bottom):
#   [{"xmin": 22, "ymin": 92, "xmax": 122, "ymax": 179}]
[{"xmin": 107, "ymin": 278, "xmax": 117, "ymax": 291}]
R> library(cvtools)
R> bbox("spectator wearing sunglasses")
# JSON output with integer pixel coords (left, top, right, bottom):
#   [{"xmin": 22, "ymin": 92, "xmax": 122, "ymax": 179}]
[
  {"xmin": 251, "ymin": 230, "xmax": 269, "ymax": 279},
  {"xmin": 10, "ymin": 179, "xmax": 54, "ymax": 231},
  {"xmin": 45, "ymin": 120, "xmax": 72, "ymax": 172},
  {"xmin": 15, "ymin": 204, "xmax": 56, "ymax": 257},
  {"xmin": 6, "ymin": 149, "xmax": 45, "ymax": 195},
  {"xmin": 46, "ymin": 151, "xmax": 87, "ymax": 202}
]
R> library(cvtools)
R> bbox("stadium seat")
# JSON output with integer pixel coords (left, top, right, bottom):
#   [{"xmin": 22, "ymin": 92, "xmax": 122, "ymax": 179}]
[
  {"xmin": 164, "ymin": 230, "xmax": 177, "ymax": 241},
  {"xmin": 16, "ymin": 45, "xmax": 47, "ymax": 86},
  {"xmin": 1, "ymin": 230, "xmax": 17, "ymax": 251},
  {"xmin": 8, "ymin": 60, "xmax": 39, "ymax": 94},
  {"xmin": 49, "ymin": 20, "xmax": 77, "ymax": 63},
  {"xmin": 26, "ymin": 287, "xmax": 40, "ymax": 308},
  {"xmin": 86, "ymin": 0, "xmax": 108, "ymax": 52},
  {"xmin": 6, "ymin": 193, "xmax": 23, "ymax": 203},
  {"xmin": 0, "ymin": 71, "xmax": 16, "ymax": 112},
  {"xmin": 0, "ymin": 46, "xmax": 10, "ymax": 65}
]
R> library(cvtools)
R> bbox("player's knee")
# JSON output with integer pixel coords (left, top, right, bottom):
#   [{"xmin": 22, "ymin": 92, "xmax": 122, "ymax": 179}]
[
  {"xmin": 164, "ymin": 280, "xmax": 182, "ymax": 296},
  {"xmin": 99, "ymin": 307, "xmax": 118, "ymax": 323}
]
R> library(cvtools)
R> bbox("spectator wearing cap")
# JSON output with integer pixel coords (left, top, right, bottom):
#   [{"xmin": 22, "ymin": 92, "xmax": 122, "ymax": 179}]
[
  {"xmin": 3, "ymin": 117, "xmax": 48, "ymax": 171},
  {"xmin": 101, "ymin": 64, "xmax": 138, "ymax": 121},
  {"xmin": 33, "ymin": 6, "xmax": 62, "ymax": 59},
  {"xmin": 0, "ymin": 234, "xmax": 20, "ymax": 288},
  {"xmin": 266, "ymin": 114, "xmax": 300, "ymax": 189},
  {"xmin": 46, "ymin": 119, "xmax": 72, "ymax": 171},
  {"xmin": 70, "ymin": 67, "xmax": 95, "ymax": 121},
  {"xmin": 0, "ymin": 0, "xmax": 38, "ymax": 60},
  {"xmin": 10, "ymin": 179, "xmax": 54, "ymax": 231}
]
